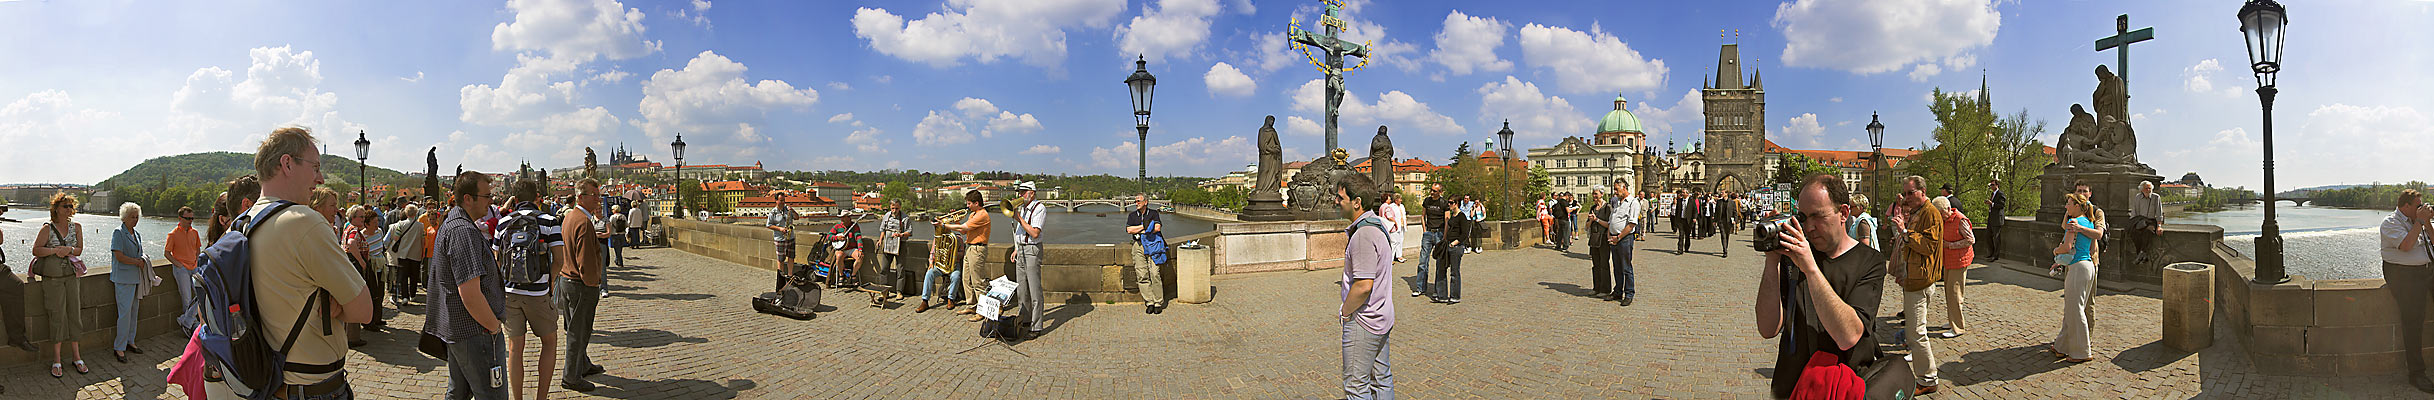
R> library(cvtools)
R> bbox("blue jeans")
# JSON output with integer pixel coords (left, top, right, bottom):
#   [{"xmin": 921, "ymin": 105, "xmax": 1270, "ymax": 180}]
[
  {"xmin": 173, "ymin": 266, "xmax": 198, "ymax": 329},
  {"xmin": 1611, "ymin": 234, "xmax": 1635, "ymax": 299},
  {"xmin": 922, "ymin": 268, "xmax": 962, "ymax": 302},
  {"xmin": 445, "ymin": 333, "xmax": 507, "ymax": 400},
  {"xmin": 1340, "ymin": 320, "xmax": 1394, "ymax": 400},
  {"xmin": 113, "ymin": 282, "xmax": 139, "ymax": 351},
  {"xmin": 1413, "ymin": 231, "xmax": 1441, "ymax": 294},
  {"xmin": 609, "ymin": 235, "xmax": 624, "ymax": 266}
]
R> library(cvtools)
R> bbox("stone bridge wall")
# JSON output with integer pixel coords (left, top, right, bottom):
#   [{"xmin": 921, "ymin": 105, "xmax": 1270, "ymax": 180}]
[{"xmin": 0, "ymin": 260, "xmax": 187, "ymax": 364}]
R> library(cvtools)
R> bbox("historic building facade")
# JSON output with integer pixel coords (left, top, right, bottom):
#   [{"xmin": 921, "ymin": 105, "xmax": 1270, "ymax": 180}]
[
  {"xmin": 1701, "ymin": 42, "xmax": 1767, "ymax": 193},
  {"xmin": 1527, "ymin": 95, "xmax": 1644, "ymax": 197}
]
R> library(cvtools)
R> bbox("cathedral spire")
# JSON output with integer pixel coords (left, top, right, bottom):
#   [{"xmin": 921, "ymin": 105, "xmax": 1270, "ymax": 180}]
[{"xmin": 1977, "ymin": 69, "xmax": 1992, "ymax": 109}]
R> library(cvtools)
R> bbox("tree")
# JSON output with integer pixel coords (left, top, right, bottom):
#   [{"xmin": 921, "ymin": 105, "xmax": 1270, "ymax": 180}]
[
  {"xmin": 879, "ymin": 180, "xmax": 913, "ymax": 209},
  {"xmin": 1899, "ymin": 88, "xmax": 2049, "ymax": 219},
  {"xmin": 1772, "ymin": 153, "xmax": 1842, "ymax": 185}
]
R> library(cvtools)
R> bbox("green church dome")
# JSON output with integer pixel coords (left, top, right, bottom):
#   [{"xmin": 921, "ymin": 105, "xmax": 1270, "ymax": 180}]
[{"xmin": 1597, "ymin": 94, "xmax": 1642, "ymax": 134}]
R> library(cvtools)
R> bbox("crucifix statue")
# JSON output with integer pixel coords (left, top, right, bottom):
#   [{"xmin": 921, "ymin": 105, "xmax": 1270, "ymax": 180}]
[
  {"xmin": 1287, "ymin": 0, "xmax": 1372, "ymax": 154},
  {"xmin": 2094, "ymin": 14, "xmax": 2155, "ymax": 103}
]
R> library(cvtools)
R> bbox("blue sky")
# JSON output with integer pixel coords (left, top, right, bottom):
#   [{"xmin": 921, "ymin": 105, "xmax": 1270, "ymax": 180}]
[{"xmin": 2, "ymin": 0, "xmax": 2430, "ymax": 191}]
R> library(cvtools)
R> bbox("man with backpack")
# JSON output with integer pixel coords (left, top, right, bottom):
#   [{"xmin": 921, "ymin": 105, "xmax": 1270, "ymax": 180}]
[
  {"xmin": 557, "ymin": 179, "xmax": 611, "ymax": 392},
  {"xmin": 495, "ymin": 179, "xmax": 566, "ymax": 400},
  {"xmin": 232, "ymin": 127, "xmax": 374, "ymax": 399},
  {"xmin": 1124, "ymin": 193, "xmax": 1168, "ymax": 314}
]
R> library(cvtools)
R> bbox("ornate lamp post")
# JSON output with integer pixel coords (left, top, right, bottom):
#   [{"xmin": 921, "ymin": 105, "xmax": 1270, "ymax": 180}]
[
  {"xmin": 1607, "ymin": 154, "xmax": 1620, "ymax": 194},
  {"xmin": 1866, "ymin": 112, "xmax": 1886, "ymax": 206},
  {"xmin": 1495, "ymin": 121, "xmax": 1516, "ymax": 221},
  {"xmin": 2240, "ymin": 0, "xmax": 2289, "ymax": 284},
  {"xmin": 353, "ymin": 130, "xmax": 370, "ymax": 207},
  {"xmin": 672, "ymin": 133, "xmax": 687, "ymax": 219},
  {"xmin": 1125, "ymin": 55, "xmax": 1159, "ymax": 196}
]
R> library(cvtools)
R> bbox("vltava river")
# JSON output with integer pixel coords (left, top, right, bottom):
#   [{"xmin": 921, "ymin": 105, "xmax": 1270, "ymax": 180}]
[{"xmin": 2175, "ymin": 204, "xmax": 2391, "ymax": 280}]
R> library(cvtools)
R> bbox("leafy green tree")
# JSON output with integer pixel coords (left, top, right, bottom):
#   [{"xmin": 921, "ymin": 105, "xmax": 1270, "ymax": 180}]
[
  {"xmin": 1898, "ymin": 89, "xmax": 2049, "ymax": 219},
  {"xmin": 879, "ymin": 180, "xmax": 913, "ymax": 209},
  {"xmin": 1772, "ymin": 153, "xmax": 1842, "ymax": 185}
]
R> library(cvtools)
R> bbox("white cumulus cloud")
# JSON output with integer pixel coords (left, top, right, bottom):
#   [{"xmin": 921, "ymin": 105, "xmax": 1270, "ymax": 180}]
[
  {"xmin": 1114, "ymin": 0, "xmax": 1222, "ymax": 62},
  {"xmin": 1203, "ymin": 62, "xmax": 1255, "ymax": 97},
  {"xmin": 1516, "ymin": 23, "xmax": 1667, "ymax": 95},
  {"xmin": 491, "ymin": 0, "xmax": 661, "ymax": 63},
  {"xmin": 1022, "ymin": 145, "xmax": 1062, "ymax": 155},
  {"xmin": 1475, "ymin": 76, "xmax": 1586, "ymax": 139},
  {"xmin": 850, "ymin": 0, "xmax": 1127, "ymax": 69},
  {"xmin": 1428, "ymin": 10, "xmax": 1511, "ymax": 76},
  {"xmin": 1289, "ymin": 78, "xmax": 1465, "ymax": 136},
  {"xmin": 1772, "ymin": 0, "xmax": 1999, "ymax": 75},
  {"xmin": 1777, "ymin": 113, "xmax": 1827, "ymax": 148},
  {"xmin": 634, "ymin": 50, "xmax": 820, "ymax": 161}
]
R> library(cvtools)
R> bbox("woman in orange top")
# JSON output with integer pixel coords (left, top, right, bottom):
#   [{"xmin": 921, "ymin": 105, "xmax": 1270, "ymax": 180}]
[{"xmin": 1935, "ymin": 197, "xmax": 1976, "ymax": 338}]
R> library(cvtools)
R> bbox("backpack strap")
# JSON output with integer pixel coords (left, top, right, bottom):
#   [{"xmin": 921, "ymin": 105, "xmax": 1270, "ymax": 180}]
[
  {"xmin": 241, "ymin": 201, "xmax": 299, "ymax": 236},
  {"xmin": 277, "ymin": 288, "xmax": 343, "ymax": 374}
]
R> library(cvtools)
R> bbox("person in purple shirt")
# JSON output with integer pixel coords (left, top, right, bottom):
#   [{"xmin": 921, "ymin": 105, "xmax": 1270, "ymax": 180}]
[{"xmin": 1333, "ymin": 173, "xmax": 1395, "ymax": 400}]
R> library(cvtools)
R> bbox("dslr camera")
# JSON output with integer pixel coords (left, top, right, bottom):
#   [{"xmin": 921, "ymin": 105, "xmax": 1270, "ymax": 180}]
[{"xmin": 1752, "ymin": 216, "xmax": 1797, "ymax": 252}]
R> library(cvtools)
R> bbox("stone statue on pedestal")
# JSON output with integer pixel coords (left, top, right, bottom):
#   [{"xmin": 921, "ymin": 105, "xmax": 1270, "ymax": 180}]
[
  {"xmin": 2055, "ymin": 65, "xmax": 2151, "ymax": 174},
  {"xmin": 1287, "ymin": 149, "xmax": 1352, "ymax": 219},
  {"xmin": 1241, "ymin": 116, "xmax": 1294, "ymax": 221},
  {"xmin": 1369, "ymin": 126, "xmax": 1394, "ymax": 197}
]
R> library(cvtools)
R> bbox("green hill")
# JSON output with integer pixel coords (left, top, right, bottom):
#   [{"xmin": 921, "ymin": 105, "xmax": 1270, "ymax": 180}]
[{"xmin": 95, "ymin": 151, "xmax": 419, "ymax": 215}]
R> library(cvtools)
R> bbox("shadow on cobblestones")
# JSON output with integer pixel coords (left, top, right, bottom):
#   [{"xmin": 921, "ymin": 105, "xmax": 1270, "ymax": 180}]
[
  {"xmin": 2110, "ymin": 340, "xmax": 2190, "ymax": 373},
  {"xmin": 1534, "ymin": 281, "xmax": 1599, "ymax": 298},
  {"xmin": 1945, "ymin": 343, "xmax": 2074, "ymax": 385},
  {"xmin": 607, "ymin": 292, "xmax": 714, "ymax": 301},
  {"xmin": 597, "ymin": 328, "xmax": 709, "ymax": 348},
  {"xmin": 584, "ymin": 375, "xmax": 754, "ymax": 399}
]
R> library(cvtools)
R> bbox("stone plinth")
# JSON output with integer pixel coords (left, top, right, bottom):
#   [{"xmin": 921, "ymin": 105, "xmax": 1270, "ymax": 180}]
[
  {"xmin": 2034, "ymin": 168, "xmax": 2161, "ymax": 224},
  {"xmin": 1175, "ymin": 244, "xmax": 1213, "ymax": 304},
  {"xmin": 2162, "ymin": 262, "xmax": 2215, "ymax": 352},
  {"xmin": 1986, "ymin": 218, "xmax": 2222, "ymax": 286}
]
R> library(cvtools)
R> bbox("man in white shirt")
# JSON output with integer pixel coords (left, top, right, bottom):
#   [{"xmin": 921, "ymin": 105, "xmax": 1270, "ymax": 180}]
[
  {"xmin": 1009, "ymin": 182, "xmax": 1049, "ymax": 334},
  {"xmin": 2383, "ymin": 190, "xmax": 2434, "ymax": 394},
  {"xmin": 1605, "ymin": 180, "xmax": 1641, "ymax": 306}
]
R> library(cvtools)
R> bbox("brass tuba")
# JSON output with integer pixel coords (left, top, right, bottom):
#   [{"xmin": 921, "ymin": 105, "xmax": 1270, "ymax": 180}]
[{"xmin": 998, "ymin": 197, "xmax": 1027, "ymax": 219}]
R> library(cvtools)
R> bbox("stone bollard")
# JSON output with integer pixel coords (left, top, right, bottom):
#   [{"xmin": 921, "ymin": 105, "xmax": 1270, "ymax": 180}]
[
  {"xmin": 1176, "ymin": 243, "xmax": 1213, "ymax": 304},
  {"xmin": 2162, "ymin": 262, "xmax": 2215, "ymax": 352}
]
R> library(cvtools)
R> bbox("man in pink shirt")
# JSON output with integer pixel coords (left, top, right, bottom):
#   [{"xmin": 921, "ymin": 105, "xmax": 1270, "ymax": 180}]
[{"xmin": 1334, "ymin": 173, "xmax": 1395, "ymax": 399}]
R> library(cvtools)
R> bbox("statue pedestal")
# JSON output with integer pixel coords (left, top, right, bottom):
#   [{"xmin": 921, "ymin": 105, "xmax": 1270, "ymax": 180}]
[
  {"xmin": 2035, "ymin": 164, "xmax": 2160, "ymax": 224},
  {"xmin": 1241, "ymin": 193, "xmax": 1294, "ymax": 222}
]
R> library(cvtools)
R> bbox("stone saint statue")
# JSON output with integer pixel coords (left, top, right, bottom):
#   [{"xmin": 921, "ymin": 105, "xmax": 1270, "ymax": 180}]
[
  {"xmin": 1368, "ymin": 126, "xmax": 1394, "ymax": 195},
  {"xmin": 2054, "ymin": 65, "xmax": 2148, "ymax": 172},
  {"xmin": 1256, "ymin": 116, "xmax": 1284, "ymax": 192}
]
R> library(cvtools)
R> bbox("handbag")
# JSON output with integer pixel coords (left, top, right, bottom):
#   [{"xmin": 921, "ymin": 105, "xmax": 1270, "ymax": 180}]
[
  {"xmin": 33, "ymin": 223, "xmax": 79, "ymax": 278},
  {"xmin": 417, "ymin": 330, "xmax": 448, "ymax": 359}
]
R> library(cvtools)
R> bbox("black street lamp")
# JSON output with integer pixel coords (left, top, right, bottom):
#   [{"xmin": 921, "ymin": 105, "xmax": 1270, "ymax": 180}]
[
  {"xmin": 1866, "ymin": 112, "xmax": 1886, "ymax": 207},
  {"xmin": 1606, "ymin": 154, "xmax": 1619, "ymax": 194},
  {"xmin": 672, "ymin": 133, "xmax": 687, "ymax": 219},
  {"xmin": 353, "ymin": 130, "xmax": 370, "ymax": 207},
  {"xmin": 1125, "ymin": 55, "xmax": 1158, "ymax": 196},
  {"xmin": 2240, "ymin": 0, "xmax": 2290, "ymax": 284},
  {"xmin": 1495, "ymin": 121, "xmax": 1516, "ymax": 222}
]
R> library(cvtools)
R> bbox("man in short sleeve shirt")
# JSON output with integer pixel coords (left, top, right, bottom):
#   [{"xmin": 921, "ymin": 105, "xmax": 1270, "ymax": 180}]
[
  {"xmin": 250, "ymin": 128, "xmax": 374, "ymax": 398},
  {"xmin": 1334, "ymin": 174, "xmax": 1395, "ymax": 400},
  {"xmin": 1757, "ymin": 174, "xmax": 1886, "ymax": 399}
]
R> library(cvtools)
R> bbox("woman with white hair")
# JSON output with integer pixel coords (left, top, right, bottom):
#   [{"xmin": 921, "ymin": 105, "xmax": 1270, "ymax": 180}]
[{"xmin": 108, "ymin": 202, "xmax": 160, "ymax": 363}]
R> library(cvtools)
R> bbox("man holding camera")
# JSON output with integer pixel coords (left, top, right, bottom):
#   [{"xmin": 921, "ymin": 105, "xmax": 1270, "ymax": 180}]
[
  {"xmin": 1756, "ymin": 174, "xmax": 1888, "ymax": 399},
  {"xmin": 2383, "ymin": 190, "xmax": 2434, "ymax": 393}
]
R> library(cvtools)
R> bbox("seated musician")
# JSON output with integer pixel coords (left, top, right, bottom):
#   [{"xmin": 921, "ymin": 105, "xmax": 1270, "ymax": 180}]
[{"xmin": 825, "ymin": 210, "xmax": 866, "ymax": 288}]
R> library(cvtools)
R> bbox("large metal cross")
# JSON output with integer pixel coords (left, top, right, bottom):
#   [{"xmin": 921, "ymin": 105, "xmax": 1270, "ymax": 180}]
[
  {"xmin": 1288, "ymin": 0, "xmax": 1370, "ymax": 153},
  {"xmin": 2094, "ymin": 14, "xmax": 2155, "ymax": 96}
]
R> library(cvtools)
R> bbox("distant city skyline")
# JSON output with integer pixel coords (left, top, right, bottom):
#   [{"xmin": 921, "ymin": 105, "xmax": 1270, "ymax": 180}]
[{"xmin": 2, "ymin": 0, "xmax": 2429, "ymax": 190}]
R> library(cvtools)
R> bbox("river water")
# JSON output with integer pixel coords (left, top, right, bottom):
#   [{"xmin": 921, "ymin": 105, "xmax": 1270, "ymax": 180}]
[
  {"xmin": 0, "ymin": 208, "xmax": 185, "ymax": 276},
  {"xmin": 2173, "ymin": 204, "xmax": 2392, "ymax": 280}
]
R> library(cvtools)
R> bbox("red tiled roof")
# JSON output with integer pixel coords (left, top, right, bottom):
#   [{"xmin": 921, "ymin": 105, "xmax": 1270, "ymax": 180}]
[{"xmin": 701, "ymin": 181, "xmax": 756, "ymax": 191}]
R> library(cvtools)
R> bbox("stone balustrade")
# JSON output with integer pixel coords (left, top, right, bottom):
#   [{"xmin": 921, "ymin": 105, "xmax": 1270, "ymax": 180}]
[{"xmin": 1, "ymin": 260, "xmax": 188, "ymax": 364}]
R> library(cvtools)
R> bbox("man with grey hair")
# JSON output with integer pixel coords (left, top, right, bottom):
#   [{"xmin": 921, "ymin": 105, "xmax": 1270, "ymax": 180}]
[
  {"xmin": 1124, "ymin": 193, "xmax": 1168, "ymax": 314},
  {"xmin": 1606, "ymin": 180, "xmax": 1641, "ymax": 306},
  {"xmin": 1009, "ymin": 182, "xmax": 1049, "ymax": 334},
  {"xmin": 2128, "ymin": 181, "xmax": 2165, "ymax": 265}
]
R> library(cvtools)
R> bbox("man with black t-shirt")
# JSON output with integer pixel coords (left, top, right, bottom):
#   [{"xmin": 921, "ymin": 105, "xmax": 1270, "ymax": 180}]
[
  {"xmin": 1756, "ymin": 174, "xmax": 1889, "ymax": 399},
  {"xmin": 1412, "ymin": 184, "xmax": 1448, "ymax": 298}
]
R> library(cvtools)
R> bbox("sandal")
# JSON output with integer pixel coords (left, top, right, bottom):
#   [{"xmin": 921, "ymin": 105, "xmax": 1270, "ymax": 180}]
[
  {"xmin": 50, "ymin": 363, "xmax": 61, "ymax": 379},
  {"xmin": 74, "ymin": 360, "xmax": 89, "ymax": 374}
]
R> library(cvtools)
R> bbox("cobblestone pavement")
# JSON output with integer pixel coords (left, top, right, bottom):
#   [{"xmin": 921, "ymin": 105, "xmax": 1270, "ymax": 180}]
[{"xmin": 6, "ymin": 229, "xmax": 2430, "ymax": 398}]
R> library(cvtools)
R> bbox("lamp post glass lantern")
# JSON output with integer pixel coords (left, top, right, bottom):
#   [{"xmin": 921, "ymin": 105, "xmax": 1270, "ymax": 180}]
[
  {"xmin": 1126, "ymin": 55, "xmax": 1158, "ymax": 193},
  {"xmin": 1866, "ymin": 112, "xmax": 1886, "ymax": 204},
  {"xmin": 1495, "ymin": 121, "xmax": 1515, "ymax": 221},
  {"xmin": 672, "ymin": 133, "xmax": 687, "ymax": 219},
  {"xmin": 353, "ymin": 130, "xmax": 369, "ymax": 206},
  {"xmin": 2240, "ymin": 0, "xmax": 2290, "ymax": 284}
]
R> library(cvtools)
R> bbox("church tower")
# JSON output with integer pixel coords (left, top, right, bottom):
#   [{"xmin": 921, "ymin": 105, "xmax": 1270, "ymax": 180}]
[{"xmin": 1701, "ymin": 40, "xmax": 1766, "ymax": 193}]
